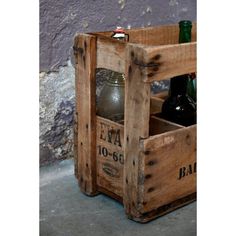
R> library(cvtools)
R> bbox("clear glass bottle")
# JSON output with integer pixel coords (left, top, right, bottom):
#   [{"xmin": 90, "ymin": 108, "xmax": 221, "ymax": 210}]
[{"xmin": 96, "ymin": 27, "xmax": 127, "ymax": 122}]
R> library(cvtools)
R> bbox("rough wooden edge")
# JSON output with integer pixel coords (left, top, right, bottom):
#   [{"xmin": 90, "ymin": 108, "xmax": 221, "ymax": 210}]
[
  {"xmin": 150, "ymin": 97, "xmax": 164, "ymax": 114},
  {"xmin": 74, "ymin": 33, "xmax": 98, "ymax": 196},
  {"xmin": 143, "ymin": 124, "xmax": 197, "ymax": 150},
  {"xmin": 141, "ymin": 42, "xmax": 197, "ymax": 82},
  {"xmin": 92, "ymin": 22, "xmax": 196, "ymax": 45},
  {"xmin": 127, "ymin": 193, "xmax": 196, "ymax": 223},
  {"xmin": 95, "ymin": 35, "xmax": 127, "ymax": 73},
  {"xmin": 73, "ymin": 47, "xmax": 79, "ymax": 179},
  {"xmin": 97, "ymin": 186, "xmax": 123, "ymax": 203},
  {"xmin": 90, "ymin": 23, "xmax": 196, "ymax": 75},
  {"xmin": 123, "ymin": 44, "xmax": 150, "ymax": 219},
  {"xmin": 73, "ymin": 110, "xmax": 78, "ymax": 179},
  {"xmin": 150, "ymin": 115, "xmax": 185, "ymax": 129}
]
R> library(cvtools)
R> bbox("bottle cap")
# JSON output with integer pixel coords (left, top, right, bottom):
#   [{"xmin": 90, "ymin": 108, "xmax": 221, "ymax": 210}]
[
  {"xmin": 113, "ymin": 26, "xmax": 125, "ymax": 33},
  {"xmin": 112, "ymin": 26, "xmax": 126, "ymax": 39}
]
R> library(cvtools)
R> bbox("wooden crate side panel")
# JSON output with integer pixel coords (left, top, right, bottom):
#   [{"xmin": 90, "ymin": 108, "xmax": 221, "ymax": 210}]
[
  {"xmin": 96, "ymin": 36, "xmax": 126, "ymax": 73},
  {"xmin": 96, "ymin": 116, "xmax": 124, "ymax": 198},
  {"xmin": 141, "ymin": 125, "xmax": 196, "ymax": 213},
  {"xmin": 150, "ymin": 97, "xmax": 164, "ymax": 114},
  {"xmin": 123, "ymin": 45, "xmax": 151, "ymax": 218},
  {"xmin": 74, "ymin": 34, "xmax": 98, "ymax": 195},
  {"xmin": 143, "ymin": 42, "xmax": 196, "ymax": 82},
  {"xmin": 94, "ymin": 23, "xmax": 196, "ymax": 46},
  {"xmin": 149, "ymin": 116, "xmax": 184, "ymax": 136}
]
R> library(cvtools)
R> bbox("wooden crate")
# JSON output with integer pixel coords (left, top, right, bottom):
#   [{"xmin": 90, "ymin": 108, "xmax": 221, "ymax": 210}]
[{"xmin": 73, "ymin": 23, "xmax": 196, "ymax": 223}]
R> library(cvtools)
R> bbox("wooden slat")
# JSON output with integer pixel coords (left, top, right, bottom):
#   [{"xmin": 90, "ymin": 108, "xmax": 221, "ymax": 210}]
[
  {"xmin": 150, "ymin": 97, "xmax": 164, "ymax": 114},
  {"xmin": 92, "ymin": 24, "xmax": 196, "ymax": 74},
  {"xmin": 94, "ymin": 23, "xmax": 196, "ymax": 46},
  {"xmin": 149, "ymin": 116, "xmax": 183, "ymax": 136},
  {"xmin": 123, "ymin": 44, "xmax": 151, "ymax": 218},
  {"xmin": 96, "ymin": 35, "xmax": 126, "ymax": 73},
  {"xmin": 128, "ymin": 193, "xmax": 196, "ymax": 223},
  {"xmin": 141, "ymin": 42, "xmax": 196, "ymax": 82},
  {"xmin": 74, "ymin": 34, "xmax": 98, "ymax": 195},
  {"xmin": 140, "ymin": 125, "xmax": 196, "ymax": 213},
  {"xmin": 96, "ymin": 116, "xmax": 124, "ymax": 198}
]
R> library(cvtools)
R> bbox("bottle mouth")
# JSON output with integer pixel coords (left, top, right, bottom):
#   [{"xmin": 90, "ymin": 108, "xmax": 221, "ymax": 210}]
[{"xmin": 179, "ymin": 20, "xmax": 192, "ymax": 27}]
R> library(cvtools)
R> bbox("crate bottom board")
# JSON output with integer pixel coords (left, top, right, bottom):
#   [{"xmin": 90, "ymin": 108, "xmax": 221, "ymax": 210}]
[
  {"xmin": 85, "ymin": 185, "xmax": 196, "ymax": 223},
  {"xmin": 128, "ymin": 192, "xmax": 196, "ymax": 223}
]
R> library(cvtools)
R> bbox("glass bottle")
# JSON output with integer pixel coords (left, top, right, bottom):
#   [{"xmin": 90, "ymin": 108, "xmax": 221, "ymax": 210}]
[
  {"xmin": 179, "ymin": 20, "xmax": 197, "ymax": 102},
  {"xmin": 187, "ymin": 73, "xmax": 196, "ymax": 102},
  {"xmin": 96, "ymin": 27, "xmax": 127, "ymax": 122},
  {"xmin": 161, "ymin": 75, "xmax": 196, "ymax": 126},
  {"xmin": 161, "ymin": 20, "xmax": 197, "ymax": 126}
]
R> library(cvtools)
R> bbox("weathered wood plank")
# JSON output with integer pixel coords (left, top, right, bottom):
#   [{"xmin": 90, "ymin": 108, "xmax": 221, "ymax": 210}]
[
  {"xmin": 96, "ymin": 35, "xmax": 126, "ymax": 73},
  {"xmin": 74, "ymin": 33, "xmax": 98, "ymax": 195},
  {"xmin": 128, "ymin": 193, "xmax": 196, "ymax": 223},
  {"xmin": 94, "ymin": 23, "xmax": 196, "ymax": 46},
  {"xmin": 149, "ymin": 116, "xmax": 184, "ymax": 136},
  {"xmin": 150, "ymin": 97, "xmax": 164, "ymax": 114},
  {"xmin": 93, "ymin": 24, "xmax": 196, "ymax": 75},
  {"xmin": 96, "ymin": 116, "xmax": 124, "ymax": 198},
  {"xmin": 141, "ymin": 42, "xmax": 196, "ymax": 82},
  {"xmin": 123, "ymin": 45, "xmax": 151, "ymax": 218},
  {"xmin": 140, "ymin": 125, "xmax": 196, "ymax": 213}
]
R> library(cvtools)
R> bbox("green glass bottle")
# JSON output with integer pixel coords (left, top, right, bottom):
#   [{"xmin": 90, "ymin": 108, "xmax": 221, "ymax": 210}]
[
  {"xmin": 179, "ymin": 20, "xmax": 196, "ymax": 102},
  {"xmin": 187, "ymin": 73, "xmax": 196, "ymax": 102},
  {"xmin": 161, "ymin": 20, "xmax": 196, "ymax": 126}
]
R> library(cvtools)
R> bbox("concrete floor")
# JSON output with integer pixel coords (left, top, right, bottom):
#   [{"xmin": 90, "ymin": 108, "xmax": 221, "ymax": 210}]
[{"xmin": 40, "ymin": 159, "xmax": 196, "ymax": 236}]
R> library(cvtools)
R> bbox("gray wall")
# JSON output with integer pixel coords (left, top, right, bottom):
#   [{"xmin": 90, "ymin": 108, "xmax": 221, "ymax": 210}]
[
  {"xmin": 40, "ymin": 0, "xmax": 196, "ymax": 165},
  {"xmin": 40, "ymin": 0, "xmax": 196, "ymax": 72}
]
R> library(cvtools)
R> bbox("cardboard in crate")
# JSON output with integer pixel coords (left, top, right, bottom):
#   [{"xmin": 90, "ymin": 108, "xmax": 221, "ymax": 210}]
[{"xmin": 73, "ymin": 23, "xmax": 196, "ymax": 222}]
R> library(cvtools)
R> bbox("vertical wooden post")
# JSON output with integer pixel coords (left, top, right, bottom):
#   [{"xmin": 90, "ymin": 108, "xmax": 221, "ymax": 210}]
[
  {"xmin": 123, "ymin": 44, "xmax": 150, "ymax": 219},
  {"xmin": 74, "ymin": 34, "xmax": 98, "ymax": 196}
]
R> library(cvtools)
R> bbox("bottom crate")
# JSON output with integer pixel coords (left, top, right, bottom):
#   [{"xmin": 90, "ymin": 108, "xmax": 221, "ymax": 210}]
[{"xmin": 90, "ymin": 113, "xmax": 196, "ymax": 222}]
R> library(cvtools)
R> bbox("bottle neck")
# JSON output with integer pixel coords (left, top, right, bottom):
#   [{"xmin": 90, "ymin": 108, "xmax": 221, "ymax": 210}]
[
  {"xmin": 168, "ymin": 22, "xmax": 192, "ymax": 97},
  {"xmin": 179, "ymin": 20, "xmax": 192, "ymax": 43},
  {"xmin": 169, "ymin": 75, "xmax": 188, "ymax": 96}
]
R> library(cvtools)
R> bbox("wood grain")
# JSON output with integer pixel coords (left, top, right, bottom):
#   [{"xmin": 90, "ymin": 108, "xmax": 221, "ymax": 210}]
[
  {"xmin": 123, "ymin": 44, "xmax": 151, "ymax": 218},
  {"xmin": 141, "ymin": 42, "xmax": 196, "ymax": 82},
  {"xmin": 140, "ymin": 125, "xmax": 196, "ymax": 213},
  {"xmin": 96, "ymin": 35, "xmax": 126, "ymax": 73},
  {"xmin": 74, "ymin": 34, "xmax": 98, "ymax": 196},
  {"xmin": 150, "ymin": 97, "xmax": 164, "ymax": 114},
  {"xmin": 94, "ymin": 23, "xmax": 196, "ymax": 46},
  {"xmin": 96, "ymin": 116, "xmax": 124, "ymax": 198},
  {"xmin": 149, "ymin": 116, "xmax": 184, "ymax": 136}
]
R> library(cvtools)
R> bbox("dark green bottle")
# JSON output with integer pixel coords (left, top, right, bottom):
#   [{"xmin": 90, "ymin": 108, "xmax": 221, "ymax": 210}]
[
  {"xmin": 161, "ymin": 20, "xmax": 196, "ymax": 126},
  {"xmin": 179, "ymin": 20, "xmax": 196, "ymax": 102}
]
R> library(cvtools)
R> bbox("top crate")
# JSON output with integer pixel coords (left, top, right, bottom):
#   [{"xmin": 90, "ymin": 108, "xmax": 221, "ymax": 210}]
[{"xmin": 73, "ymin": 23, "xmax": 197, "ymax": 223}]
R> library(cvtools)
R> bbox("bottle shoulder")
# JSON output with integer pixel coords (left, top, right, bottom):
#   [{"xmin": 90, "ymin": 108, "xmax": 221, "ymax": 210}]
[{"xmin": 162, "ymin": 94, "xmax": 196, "ymax": 111}]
